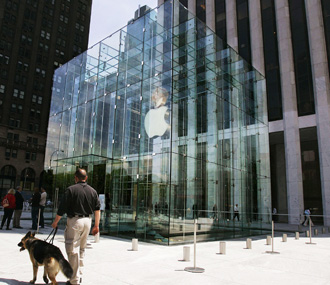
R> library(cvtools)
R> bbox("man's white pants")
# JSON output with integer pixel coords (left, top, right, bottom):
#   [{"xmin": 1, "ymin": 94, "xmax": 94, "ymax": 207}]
[{"xmin": 65, "ymin": 217, "xmax": 91, "ymax": 284}]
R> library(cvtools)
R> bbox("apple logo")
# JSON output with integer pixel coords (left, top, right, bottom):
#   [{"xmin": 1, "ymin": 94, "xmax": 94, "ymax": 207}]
[{"xmin": 144, "ymin": 87, "xmax": 170, "ymax": 138}]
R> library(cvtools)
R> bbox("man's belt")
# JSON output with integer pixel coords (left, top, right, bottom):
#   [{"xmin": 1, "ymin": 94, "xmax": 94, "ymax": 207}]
[{"xmin": 67, "ymin": 214, "xmax": 92, "ymax": 218}]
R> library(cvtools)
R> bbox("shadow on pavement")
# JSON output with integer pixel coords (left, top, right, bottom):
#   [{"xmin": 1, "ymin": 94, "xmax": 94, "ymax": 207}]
[{"xmin": 0, "ymin": 279, "xmax": 67, "ymax": 285}]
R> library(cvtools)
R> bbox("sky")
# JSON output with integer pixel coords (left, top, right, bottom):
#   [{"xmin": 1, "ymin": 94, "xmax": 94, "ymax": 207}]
[{"xmin": 88, "ymin": 0, "xmax": 158, "ymax": 47}]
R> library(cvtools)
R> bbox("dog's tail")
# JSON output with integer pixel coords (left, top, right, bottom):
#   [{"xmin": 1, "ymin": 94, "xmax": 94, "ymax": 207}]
[{"xmin": 54, "ymin": 250, "xmax": 73, "ymax": 279}]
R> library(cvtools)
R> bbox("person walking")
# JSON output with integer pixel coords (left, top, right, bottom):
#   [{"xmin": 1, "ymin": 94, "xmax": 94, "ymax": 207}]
[
  {"xmin": 233, "ymin": 204, "xmax": 240, "ymax": 221},
  {"xmin": 52, "ymin": 168, "xmax": 100, "ymax": 285},
  {"xmin": 30, "ymin": 187, "xmax": 41, "ymax": 230},
  {"xmin": 1, "ymin": 188, "xmax": 16, "ymax": 230},
  {"xmin": 39, "ymin": 187, "xmax": 47, "ymax": 228},
  {"xmin": 13, "ymin": 186, "xmax": 24, "ymax": 228}
]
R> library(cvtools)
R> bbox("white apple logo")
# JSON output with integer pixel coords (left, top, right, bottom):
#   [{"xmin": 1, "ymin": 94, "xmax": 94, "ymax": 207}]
[{"xmin": 144, "ymin": 106, "xmax": 169, "ymax": 138}]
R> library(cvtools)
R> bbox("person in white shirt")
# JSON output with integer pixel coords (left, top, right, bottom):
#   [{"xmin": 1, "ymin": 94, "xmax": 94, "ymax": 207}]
[
  {"xmin": 233, "ymin": 204, "xmax": 239, "ymax": 221},
  {"xmin": 39, "ymin": 187, "xmax": 47, "ymax": 228}
]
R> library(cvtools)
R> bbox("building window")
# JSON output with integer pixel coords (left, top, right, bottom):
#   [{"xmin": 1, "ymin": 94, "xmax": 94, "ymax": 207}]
[
  {"xmin": 31, "ymin": 152, "xmax": 36, "ymax": 161},
  {"xmin": 32, "ymin": 94, "xmax": 37, "ymax": 103},
  {"xmin": 37, "ymin": 96, "xmax": 43, "ymax": 104},
  {"xmin": 13, "ymin": 89, "xmax": 18, "ymax": 97},
  {"xmin": 0, "ymin": 84, "xmax": 5, "ymax": 93},
  {"xmin": 215, "ymin": 0, "xmax": 226, "ymax": 43},
  {"xmin": 261, "ymin": 0, "xmax": 283, "ymax": 121},
  {"xmin": 25, "ymin": 152, "xmax": 30, "ymax": 160},
  {"xmin": 5, "ymin": 148, "xmax": 10, "ymax": 158},
  {"xmin": 321, "ymin": 0, "xmax": 330, "ymax": 76},
  {"xmin": 11, "ymin": 103, "xmax": 16, "ymax": 112},
  {"xmin": 236, "ymin": 0, "xmax": 251, "ymax": 63},
  {"xmin": 12, "ymin": 149, "xmax": 17, "ymax": 158},
  {"xmin": 8, "ymin": 132, "xmax": 20, "ymax": 141},
  {"xmin": 19, "ymin": 90, "xmax": 24, "ymax": 99},
  {"xmin": 289, "ymin": 0, "xmax": 315, "ymax": 116}
]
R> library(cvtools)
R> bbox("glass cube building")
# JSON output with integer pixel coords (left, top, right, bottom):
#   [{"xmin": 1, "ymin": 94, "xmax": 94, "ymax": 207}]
[{"xmin": 45, "ymin": 0, "xmax": 271, "ymax": 245}]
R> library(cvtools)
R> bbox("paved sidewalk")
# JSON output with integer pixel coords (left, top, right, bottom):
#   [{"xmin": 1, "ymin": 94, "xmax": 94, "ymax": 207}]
[{"xmin": 1, "ymin": 215, "xmax": 330, "ymax": 285}]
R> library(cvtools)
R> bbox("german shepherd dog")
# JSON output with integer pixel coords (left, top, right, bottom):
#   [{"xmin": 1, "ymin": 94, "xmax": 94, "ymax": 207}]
[{"xmin": 18, "ymin": 231, "xmax": 73, "ymax": 284}]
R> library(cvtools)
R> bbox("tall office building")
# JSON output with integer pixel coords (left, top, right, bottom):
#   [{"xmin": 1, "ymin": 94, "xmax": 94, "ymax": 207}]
[
  {"xmin": 0, "ymin": 0, "xmax": 92, "ymax": 196},
  {"xmin": 158, "ymin": 0, "xmax": 330, "ymax": 226}
]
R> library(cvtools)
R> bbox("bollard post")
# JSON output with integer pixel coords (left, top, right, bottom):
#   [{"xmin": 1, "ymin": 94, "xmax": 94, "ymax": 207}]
[
  {"xmin": 306, "ymin": 231, "xmax": 310, "ymax": 237},
  {"xmin": 282, "ymin": 234, "xmax": 287, "ymax": 242},
  {"xmin": 94, "ymin": 232, "xmax": 100, "ymax": 243},
  {"xmin": 183, "ymin": 246, "xmax": 190, "ymax": 261},
  {"xmin": 132, "ymin": 238, "xmax": 138, "ymax": 251},
  {"xmin": 265, "ymin": 221, "xmax": 280, "ymax": 254},
  {"xmin": 266, "ymin": 236, "xmax": 271, "ymax": 245},
  {"xmin": 246, "ymin": 238, "xmax": 252, "ymax": 249},
  {"xmin": 306, "ymin": 216, "xmax": 316, "ymax": 245},
  {"xmin": 219, "ymin": 241, "xmax": 226, "ymax": 254},
  {"xmin": 322, "ymin": 227, "xmax": 326, "ymax": 234},
  {"xmin": 184, "ymin": 219, "xmax": 205, "ymax": 273},
  {"xmin": 295, "ymin": 232, "xmax": 299, "ymax": 240},
  {"xmin": 314, "ymin": 229, "xmax": 318, "ymax": 236}
]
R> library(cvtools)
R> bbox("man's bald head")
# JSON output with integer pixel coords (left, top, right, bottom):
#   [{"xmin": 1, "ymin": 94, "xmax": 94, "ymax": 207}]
[{"xmin": 75, "ymin": 168, "xmax": 88, "ymax": 182}]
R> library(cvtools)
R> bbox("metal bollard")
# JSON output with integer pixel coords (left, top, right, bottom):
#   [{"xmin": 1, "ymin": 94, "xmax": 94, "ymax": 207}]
[
  {"xmin": 282, "ymin": 234, "xmax": 287, "ymax": 242},
  {"xmin": 132, "ymin": 238, "xmax": 138, "ymax": 251},
  {"xmin": 306, "ymin": 231, "xmax": 310, "ymax": 237},
  {"xmin": 266, "ymin": 236, "xmax": 271, "ymax": 245},
  {"xmin": 219, "ymin": 241, "xmax": 226, "ymax": 255},
  {"xmin": 295, "ymin": 232, "xmax": 299, "ymax": 240},
  {"xmin": 322, "ymin": 227, "xmax": 326, "ymax": 234},
  {"xmin": 94, "ymin": 232, "xmax": 100, "ymax": 243},
  {"xmin": 183, "ymin": 246, "xmax": 190, "ymax": 261},
  {"xmin": 246, "ymin": 238, "xmax": 252, "ymax": 249},
  {"xmin": 314, "ymin": 229, "xmax": 318, "ymax": 236}
]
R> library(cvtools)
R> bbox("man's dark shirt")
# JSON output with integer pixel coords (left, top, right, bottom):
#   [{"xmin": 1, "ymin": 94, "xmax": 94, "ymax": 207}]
[
  {"xmin": 31, "ymin": 192, "xmax": 41, "ymax": 207},
  {"xmin": 15, "ymin": 191, "xmax": 24, "ymax": 210},
  {"xmin": 57, "ymin": 182, "xmax": 100, "ymax": 217}
]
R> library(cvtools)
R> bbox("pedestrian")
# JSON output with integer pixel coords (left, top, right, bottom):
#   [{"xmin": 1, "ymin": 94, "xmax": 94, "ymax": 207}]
[
  {"xmin": 302, "ymin": 208, "xmax": 313, "ymax": 226},
  {"xmin": 13, "ymin": 186, "xmax": 24, "ymax": 228},
  {"xmin": 30, "ymin": 187, "xmax": 41, "ymax": 230},
  {"xmin": 233, "ymin": 204, "xmax": 240, "ymax": 221},
  {"xmin": 1, "ymin": 188, "xmax": 16, "ymax": 230},
  {"xmin": 52, "ymin": 168, "xmax": 100, "ymax": 285},
  {"xmin": 272, "ymin": 207, "xmax": 277, "ymax": 222},
  {"xmin": 39, "ymin": 187, "xmax": 47, "ymax": 228}
]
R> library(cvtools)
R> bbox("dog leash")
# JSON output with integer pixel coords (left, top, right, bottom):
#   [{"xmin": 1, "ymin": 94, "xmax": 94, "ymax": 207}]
[{"xmin": 44, "ymin": 227, "xmax": 58, "ymax": 244}]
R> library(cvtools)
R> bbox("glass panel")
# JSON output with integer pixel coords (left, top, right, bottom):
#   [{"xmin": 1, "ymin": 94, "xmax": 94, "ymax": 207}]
[{"xmin": 45, "ymin": 0, "xmax": 271, "ymax": 245}]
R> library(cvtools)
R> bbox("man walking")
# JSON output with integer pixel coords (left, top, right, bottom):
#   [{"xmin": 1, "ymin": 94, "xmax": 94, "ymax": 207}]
[
  {"xmin": 233, "ymin": 204, "xmax": 240, "ymax": 221},
  {"xmin": 13, "ymin": 186, "xmax": 24, "ymax": 228},
  {"xmin": 52, "ymin": 169, "xmax": 100, "ymax": 285}
]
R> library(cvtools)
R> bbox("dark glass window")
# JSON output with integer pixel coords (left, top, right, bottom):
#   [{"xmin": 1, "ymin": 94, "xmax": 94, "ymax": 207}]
[
  {"xmin": 300, "ymin": 127, "xmax": 323, "ymax": 224},
  {"xmin": 196, "ymin": 0, "xmax": 206, "ymax": 23},
  {"xmin": 215, "ymin": 0, "xmax": 226, "ymax": 43},
  {"xmin": 236, "ymin": 0, "xmax": 251, "ymax": 63},
  {"xmin": 261, "ymin": 0, "xmax": 283, "ymax": 121},
  {"xmin": 321, "ymin": 0, "xmax": 330, "ymax": 76},
  {"xmin": 288, "ymin": 0, "xmax": 315, "ymax": 116}
]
